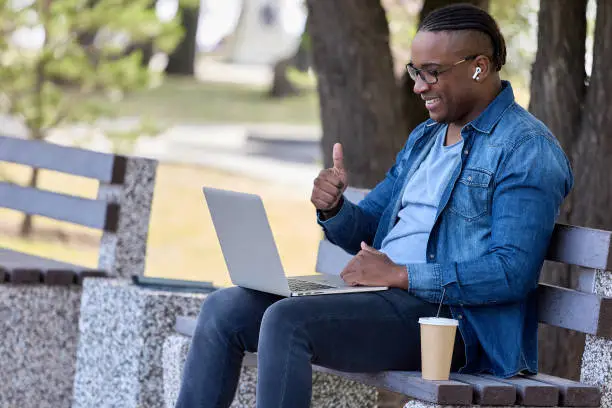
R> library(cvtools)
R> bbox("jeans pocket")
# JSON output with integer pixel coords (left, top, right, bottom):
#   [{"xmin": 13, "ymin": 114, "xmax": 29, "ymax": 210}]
[{"xmin": 448, "ymin": 168, "xmax": 492, "ymax": 221}]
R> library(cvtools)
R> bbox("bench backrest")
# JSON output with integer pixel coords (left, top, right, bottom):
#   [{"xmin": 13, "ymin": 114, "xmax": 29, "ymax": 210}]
[
  {"xmin": 0, "ymin": 135, "xmax": 158, "ymax": 278},
  {"xmin": 315, "ymin": 187, "xmax": 612, "ymax": 340}
]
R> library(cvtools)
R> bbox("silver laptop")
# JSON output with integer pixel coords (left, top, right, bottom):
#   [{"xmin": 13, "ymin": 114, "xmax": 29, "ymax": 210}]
[{"xmin": 202, "ymin": 187, "xmax": 388, "ymax": 297}]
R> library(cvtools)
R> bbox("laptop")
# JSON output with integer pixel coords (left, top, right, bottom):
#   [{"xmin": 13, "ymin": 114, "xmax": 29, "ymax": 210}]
[{"xmin": 202, "ymin": 186, "xmax": 388, "ymax": 297}]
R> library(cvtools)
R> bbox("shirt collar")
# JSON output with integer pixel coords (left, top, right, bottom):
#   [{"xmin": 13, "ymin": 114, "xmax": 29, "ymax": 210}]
[{"xmin": 422, "ymin": 80, "xmax": 515, "ymax": 135}]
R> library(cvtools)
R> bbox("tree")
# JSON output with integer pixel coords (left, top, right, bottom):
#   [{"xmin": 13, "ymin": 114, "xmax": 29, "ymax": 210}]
[
  {"xmin": 267, "ymin": 14, "xmax": 311, "ymax": 98},
  {"xmin": 0, "ymin": 0, "xmax": 183, "ymax": 236},
  {"xmin": 268, "ymin": 55, "xmax": 301, "ymax": 98},
  {"xmin": 530, "ymin": 0, "xmax": 612, "ymax": 380},
  {"xmin": 165, "ymin": 0, "xmax": 200, "ymax": 76}
]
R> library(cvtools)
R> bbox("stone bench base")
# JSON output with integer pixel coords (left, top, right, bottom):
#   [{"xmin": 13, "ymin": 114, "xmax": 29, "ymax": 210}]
[
  {"xmin": 163, "ymin": 334, "xmax": 378, "ymax": 408},
  {"xmin": 0, "ymin": 284, "xmax": 82, "ymax": 408},
  {"xmin": 72, "ymin": 278, "xmax": 208, "ymax": 408}
]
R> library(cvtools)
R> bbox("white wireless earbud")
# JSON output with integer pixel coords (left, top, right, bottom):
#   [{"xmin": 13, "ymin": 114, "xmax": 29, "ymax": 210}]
[{"xmin": 472, "ymin": 67, "xmax": 482, "ymax": 80}]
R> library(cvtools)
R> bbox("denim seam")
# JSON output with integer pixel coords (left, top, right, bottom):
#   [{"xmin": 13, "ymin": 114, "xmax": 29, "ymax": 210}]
[
  {"xmin": 494, "ymin": 133, "xmax": 538, "ymax": 185},
  {"xmin": 211, "ymin": 324, "xmax": 253, "ymax": 407},
  {"xmin": 278, "ymin": 330, "xmax": 295, "ymax": 408}
]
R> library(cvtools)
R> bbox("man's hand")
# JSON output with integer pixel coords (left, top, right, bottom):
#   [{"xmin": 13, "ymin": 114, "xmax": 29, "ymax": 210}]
[
  {"xmin": 340, "ymin": 242, "xmax": 409, "ymax": 289},
  {"xmin": 311, "ymin": 143, "xmax": 348, "ymax": 218}
]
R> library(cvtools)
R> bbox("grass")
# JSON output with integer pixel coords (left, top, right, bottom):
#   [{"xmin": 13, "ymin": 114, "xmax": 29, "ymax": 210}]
[
  {"xmin": 90, "ymin": 74, "xmax": 529, "ymax": 130},
  {"xmin": 0, "ymin": 163, "xmax": 322, "ymax": 288},
  {"xmin": 108, "ymin": 76, "xmax": 321, "ymax": 126}
]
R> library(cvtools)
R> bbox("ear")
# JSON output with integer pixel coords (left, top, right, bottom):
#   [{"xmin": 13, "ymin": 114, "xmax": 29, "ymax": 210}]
[{"xmin": 473, "ymin": 55, "xmax": 493, "ymax": 81}]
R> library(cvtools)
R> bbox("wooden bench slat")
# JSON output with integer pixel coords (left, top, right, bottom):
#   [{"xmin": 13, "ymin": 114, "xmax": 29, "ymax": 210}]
[
  {"xmin": 523, "ymin": 373, "xmax": 601, "ymax": 407},
  {"xmin": 175, "ymin": 315, "xmax": 198, "ymax": 337},
  {"xmin": 0, "ymin": 135, "xmax": 127, "ymax": 183},
  {"xmin": 450, "ymin": 373, "xmax": 516, "ymax": 406},
  {"xmin": 478, "ymin": 374, "xmax": 559, "ymax": 406},
  {"xmin": 42, "ymin": 270, "xmax": 77, "ymax": 285},
  {"xmin": 315, "ymin": 240, "xmax": 353, "ymax": 275},
  {"xmin": 74, "ymin": 270, "xmax": 108, "ymax": 285},
  {"xmin": 314, "ymin": 367, "xmax": 473, "ymax": 405},
  {"xmin": 0, "ymin": 248, "xmax": 104, "ymax": 285},
  {"xmin": 547, "ymin": 223, "xmax": 612, "ymax": 270},
  {"xmin": 7, "ymin": 268, "xmax": 42, "ymax": 283},
  {"xmin": 538, "ymin": 283, "xmax": 612, "ymax": 339},
  {"xmin": 0, "ymin": 182, "xmax": 119, "ymax": 231}
]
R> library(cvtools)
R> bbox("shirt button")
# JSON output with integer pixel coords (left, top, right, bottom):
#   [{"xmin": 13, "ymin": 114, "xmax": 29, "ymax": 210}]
[
  {"xmin": 429, "ymin": 253, "xmax": 435, "ymax": 259},
  {"xmin": 458, "ymin": 314, "xmax": 463, "ymax": 320},
  {"xmin": 467, "ymin": 176, "xmax": 473, "ymax": 182},
  {"xmin": 463, "ymin": 150, "xmax": 469, "ymax": 155}
]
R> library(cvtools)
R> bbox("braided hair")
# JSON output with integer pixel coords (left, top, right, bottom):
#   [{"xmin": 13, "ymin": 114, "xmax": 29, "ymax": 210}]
[{"xmin": 418, "ymin": 3, "xmax": 507, "ymax": 72}]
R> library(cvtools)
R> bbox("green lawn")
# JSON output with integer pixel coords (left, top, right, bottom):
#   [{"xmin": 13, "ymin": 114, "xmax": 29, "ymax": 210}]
[{"xmin": 111, "ymin": 76, "xmax": 321, "ymax": 126}]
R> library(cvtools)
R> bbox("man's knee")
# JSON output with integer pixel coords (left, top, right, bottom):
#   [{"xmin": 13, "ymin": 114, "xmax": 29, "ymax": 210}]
[
  {"xmin": 195, "ymin": 286, "xmax": 259, "ymax": 337},
  {"xmin": 260, "ymin": 298, "xmax": 309, "ymax": 339}
]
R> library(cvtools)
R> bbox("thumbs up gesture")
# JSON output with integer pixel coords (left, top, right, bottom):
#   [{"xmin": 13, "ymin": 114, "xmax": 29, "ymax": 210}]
[{"xmin": 311, "ymin": 143, "xmax": 348, "ymax": 218}]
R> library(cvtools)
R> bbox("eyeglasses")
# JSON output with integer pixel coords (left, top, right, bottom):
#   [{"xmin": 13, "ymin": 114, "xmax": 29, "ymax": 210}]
[{"xmin": 406, "ymin": 55, "xmax": 479, "ymax": 85}]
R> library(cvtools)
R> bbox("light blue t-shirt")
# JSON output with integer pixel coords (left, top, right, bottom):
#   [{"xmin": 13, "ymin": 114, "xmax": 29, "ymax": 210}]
[{"xmin": 380, "ymin": 125, "xmax": 464, "ymax": 265}]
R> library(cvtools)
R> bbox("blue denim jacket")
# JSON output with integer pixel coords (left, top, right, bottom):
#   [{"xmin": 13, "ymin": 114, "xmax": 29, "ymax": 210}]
[{"xmin": 319, "ymin": 81, "xmax": 573, "ymax": 377}]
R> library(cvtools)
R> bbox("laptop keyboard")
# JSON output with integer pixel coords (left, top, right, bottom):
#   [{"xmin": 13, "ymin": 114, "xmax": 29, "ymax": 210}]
[{"xmin": 288, "ymin": 279, "xmax": 335, "ymax": 292}]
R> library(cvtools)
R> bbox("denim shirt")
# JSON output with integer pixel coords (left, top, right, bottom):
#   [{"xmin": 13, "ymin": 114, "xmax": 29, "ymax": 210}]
[{"xmin": 318, "ymin": 81, "xmax": 574, "ymax": 377}]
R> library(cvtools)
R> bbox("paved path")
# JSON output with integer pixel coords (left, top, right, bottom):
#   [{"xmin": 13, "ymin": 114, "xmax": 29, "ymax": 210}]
[{"xmin": 0, "ymin": 114, "xmax": 323, "ymax": 191}]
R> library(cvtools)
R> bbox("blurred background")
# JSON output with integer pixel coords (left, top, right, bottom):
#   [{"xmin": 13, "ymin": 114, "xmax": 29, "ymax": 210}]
[{"xmin": 0, "ymin": 0, "xmax": 609, "ymax": 384}]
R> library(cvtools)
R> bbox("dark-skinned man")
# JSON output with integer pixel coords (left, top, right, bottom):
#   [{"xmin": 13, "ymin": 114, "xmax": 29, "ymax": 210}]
[{"xmin": 176, "ymin": 4, "xmax": 573, "ymax": 407}]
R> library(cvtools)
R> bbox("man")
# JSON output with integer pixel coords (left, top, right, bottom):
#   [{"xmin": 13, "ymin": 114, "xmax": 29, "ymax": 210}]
[{"xmin": 176, "ymin": 4, "xmax": 573, "ymax": 407}]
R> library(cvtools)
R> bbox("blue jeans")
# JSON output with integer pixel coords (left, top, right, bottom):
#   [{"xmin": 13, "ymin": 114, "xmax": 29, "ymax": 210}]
[{"xmin": 175, "ymin": 286, "xmax": 465, "ymax": 408}]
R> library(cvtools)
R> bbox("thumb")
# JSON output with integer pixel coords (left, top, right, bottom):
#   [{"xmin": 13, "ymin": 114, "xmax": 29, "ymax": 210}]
[
  {"xmin": 360, "ymin": 241, "xmax": 380, "ymax": 254},
  {"xmin": 332, "ymin": 143, "xmax": 344, "ymax": 173}
]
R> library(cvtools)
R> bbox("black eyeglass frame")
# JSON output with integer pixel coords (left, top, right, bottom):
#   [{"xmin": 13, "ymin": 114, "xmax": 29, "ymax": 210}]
[{"xmin": 406, "ymin": 55, "xmax": 480, "ymax": 84}]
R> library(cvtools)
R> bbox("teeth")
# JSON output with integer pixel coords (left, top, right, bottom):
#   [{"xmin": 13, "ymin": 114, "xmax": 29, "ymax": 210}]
[{"xmin": 425, "ymin": 98, "xmax": 440, "ymax": 106}]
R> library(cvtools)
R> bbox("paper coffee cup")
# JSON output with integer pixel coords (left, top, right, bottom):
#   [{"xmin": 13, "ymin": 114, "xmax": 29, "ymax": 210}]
[{"xmin": 418, "ymin": 317, "xmax": 459, "ymax": 381}]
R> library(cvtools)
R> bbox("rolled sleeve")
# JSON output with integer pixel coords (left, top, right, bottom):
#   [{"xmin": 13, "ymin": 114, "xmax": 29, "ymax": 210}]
[{"xmin": 407, "ymin": 262, "xmax": 443, "ymax": 303}]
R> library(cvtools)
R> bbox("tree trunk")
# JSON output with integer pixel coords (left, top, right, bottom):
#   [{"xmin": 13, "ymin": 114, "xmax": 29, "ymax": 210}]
[
  {"xmin": 528, "ymin": 0, "xmax": 588, "ymax": 380},
  {"xmin": 165, "ymin": 5, "xmax": 199, "ymax": 76},
  {"xmin": 19, "ymin": 168, "xmax": 40, "ymax": 237},
  {"xmin": 306, "ymin": 0, "xmax": 407, "ymax": 189},
  {"xmin": 268, "ymin": 56, "xmax": 300, "ymax": 98},
  {"xmin": 571, "ymin": 0, "xmax": 612, "ymax": 233},
  {"xmin": 399, "ymin": 0, "xmax": 489, "ymax": 139}
]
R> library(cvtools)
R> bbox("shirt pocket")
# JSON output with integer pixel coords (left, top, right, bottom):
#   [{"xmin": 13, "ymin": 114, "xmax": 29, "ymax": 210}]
[{"xmin": 448, "ymin": 168, "xmax": 492, "ymax": 221}]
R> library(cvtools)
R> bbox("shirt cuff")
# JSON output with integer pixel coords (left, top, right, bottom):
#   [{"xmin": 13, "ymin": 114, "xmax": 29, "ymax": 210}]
[{"xmin": 316, "ymin": 196, "xmax": 351, "ymax": 230}]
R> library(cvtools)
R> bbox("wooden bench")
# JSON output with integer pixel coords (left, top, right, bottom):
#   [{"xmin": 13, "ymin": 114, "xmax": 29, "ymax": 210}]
[
  {"xmin": 0, "ymin": 135, "xmax": 158, "ymax": 408},
  {"xmin": 0, "ymin": 134, "xmax": 157, "ymax": 282},
  {"xmin": 173, "ymin": 187, "xmax": 611, "ymax": 407}
]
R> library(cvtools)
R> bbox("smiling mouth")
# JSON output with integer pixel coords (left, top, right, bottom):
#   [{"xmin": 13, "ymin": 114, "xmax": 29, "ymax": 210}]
[{"xmin": 424, "ymin": 97, "xmax": 441, "ymax": 107}]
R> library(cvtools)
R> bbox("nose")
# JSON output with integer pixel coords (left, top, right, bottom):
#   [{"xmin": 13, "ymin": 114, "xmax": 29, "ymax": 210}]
[{"xmin": 413, "ymin": 76, "xmax": 430, "ymax": 95}]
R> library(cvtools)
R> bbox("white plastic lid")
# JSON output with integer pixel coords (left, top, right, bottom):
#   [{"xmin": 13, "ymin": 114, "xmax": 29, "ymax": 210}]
[{"xmin": 418, "ymin": 317, "xmax": 459, "ymax": 326}]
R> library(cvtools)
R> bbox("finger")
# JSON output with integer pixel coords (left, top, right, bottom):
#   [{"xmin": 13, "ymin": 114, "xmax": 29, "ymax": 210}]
[
  {"xmin": 332, "ymin": 143, "xmax": 344, "ymax": 172},
  {"xmin": 315, "ymin": 177, "xmax": 344, "ymax": 196},
  {"xmin": 360, "ymin": 241, "xmax": 381, "ymax": 254},
  {"xmin": 311, "ymin": 197, "xmax": 335, "ymax": 211},
  {"xmin": 317, "ymin": 171, "xmax": 344, "ymax": 190},
  {"xmin": 341, "ymin": 257, "xmax": 359, "ymax": 279},
  {"xmin": 312, "ymin": 188, "xmax": 337, "ymax": 205}
]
